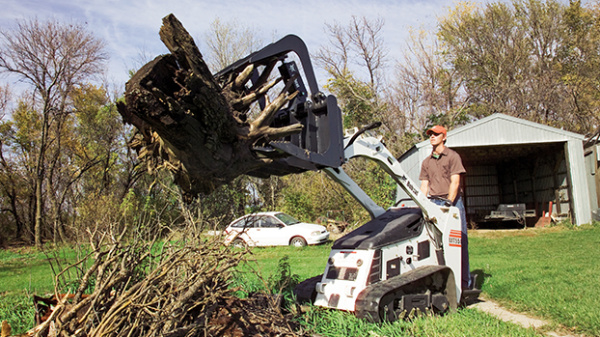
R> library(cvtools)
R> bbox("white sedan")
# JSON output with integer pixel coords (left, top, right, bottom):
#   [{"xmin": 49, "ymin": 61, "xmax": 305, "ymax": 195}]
[{"xmin": 224, "ymin": 212, "xmax": 329, "ymax": 247}]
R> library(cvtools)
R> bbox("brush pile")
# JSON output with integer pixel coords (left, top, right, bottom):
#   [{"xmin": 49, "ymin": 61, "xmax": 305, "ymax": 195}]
[{"xmin": 5, "ymin": 230, "xmax": 306, "ymax": 337}]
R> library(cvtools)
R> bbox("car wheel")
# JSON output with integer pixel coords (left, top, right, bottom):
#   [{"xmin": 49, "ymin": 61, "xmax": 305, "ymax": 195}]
[
  {"xmin": 231, "ymin": 238, "xmax": 246, "ymax": 248},
  {"xmin": 290, "ymin": 236, "xmax": 307, "ymax": 247}
]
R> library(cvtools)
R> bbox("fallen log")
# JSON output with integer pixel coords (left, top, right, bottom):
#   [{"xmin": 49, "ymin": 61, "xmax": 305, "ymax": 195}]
[{"xmin": 117, "ymin": 14, "xmax": 304, "ymax": 198}]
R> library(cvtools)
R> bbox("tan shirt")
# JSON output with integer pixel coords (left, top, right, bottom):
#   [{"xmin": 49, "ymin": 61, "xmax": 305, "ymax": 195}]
[{"xmin": 419, "ymin": 147, "xmax": 466, "ymax": 198}]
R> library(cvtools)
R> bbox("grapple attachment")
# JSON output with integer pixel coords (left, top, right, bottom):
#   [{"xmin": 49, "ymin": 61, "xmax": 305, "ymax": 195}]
[{"xmin": 215, "ymin": 35, "xmax": 344, "ymax": 177}]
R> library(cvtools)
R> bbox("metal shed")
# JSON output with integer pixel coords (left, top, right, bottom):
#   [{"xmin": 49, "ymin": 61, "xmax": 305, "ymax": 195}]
[{"xmin": 397, "ymin": 113, "xmax": 592, "ymax": 226}]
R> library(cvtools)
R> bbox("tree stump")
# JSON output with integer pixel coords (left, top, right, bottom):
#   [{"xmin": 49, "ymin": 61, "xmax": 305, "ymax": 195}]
[{"xmin": 117, "ymin": 14, "xmax": 302, "ymax": 198}]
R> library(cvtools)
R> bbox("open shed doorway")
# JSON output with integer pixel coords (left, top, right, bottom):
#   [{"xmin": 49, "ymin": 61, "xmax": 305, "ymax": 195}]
[{"xmin": 455, "ymin": 142, "xmax": 570, "ymax": 229}]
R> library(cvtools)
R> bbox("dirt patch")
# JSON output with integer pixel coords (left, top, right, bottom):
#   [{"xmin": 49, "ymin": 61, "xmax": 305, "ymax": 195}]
[
  {"xmin": 206, "ymin": 295, "xmax": 306, "ymax": 336},
  {"xmin": 469, "ymin": 226, "xmax": 566, "ymax": 239}
]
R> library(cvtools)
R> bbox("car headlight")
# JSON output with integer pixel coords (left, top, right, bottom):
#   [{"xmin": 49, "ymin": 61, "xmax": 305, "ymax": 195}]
[{"xmin": 311, "ymin": 230, "xmax": 322, "ymax": 236}]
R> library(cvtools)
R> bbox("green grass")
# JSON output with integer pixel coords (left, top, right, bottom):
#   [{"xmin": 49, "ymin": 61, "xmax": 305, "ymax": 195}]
[
  {"xmin": 229, "ymin": 244, "xmax": 330, "ymax": 298},
  {"xmin": 232, "ymin": 244, "xmax": 543, "ymax": 337},
  {"xmin": 238, "ymin": 244, "xmax": 329, "ymax": 278},
  {"xmin": 1, "ymin": 224, "xmax": 599, "ymax": 336},
  {"xmin": 0, "ymin": 247, "xmax": 56, "ymax": 295},
  {"xmin": 0, "ymin": 245, "xmax": 88, "ymax": 334},
  {"xmin": 299, "ymin": 306, "xmax": 540, "ymax": 337},
  {"xmin": 0, "ymin": 294, "xmax": 36, "ymax": 333},
  {"xmin": 469, "ymin": 224, "xmax": 600, "ymax": 336},
  {"xmin": 0, "ymin": 247, "xmax": 55, "ymax": 334}
]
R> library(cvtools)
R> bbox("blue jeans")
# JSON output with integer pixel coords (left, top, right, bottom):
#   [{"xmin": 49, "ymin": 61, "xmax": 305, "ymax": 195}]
[{"xmin": 430, "ymin": 196, "xmax": 471, "ymax": 289}]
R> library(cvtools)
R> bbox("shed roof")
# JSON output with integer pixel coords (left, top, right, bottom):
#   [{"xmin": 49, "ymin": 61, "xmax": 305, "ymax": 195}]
[{"xmin": 417, "ymin": 113, "xmax": 584, "ymax": 149}]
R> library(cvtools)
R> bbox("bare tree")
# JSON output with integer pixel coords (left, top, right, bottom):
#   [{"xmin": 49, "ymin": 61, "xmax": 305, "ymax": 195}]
[
  {"xmin": 0, "ymin": 18, "xmax": 107, "ymax": 247},
  {"xmin": 391, "ymin": 28, "xmax": 467, "ymax": 143},
  {"xmin": 203, "ymin": 17, "xmax": 263, "ymax": 71},
  {"xmin": 315, "ymin": 16, "xmax": 388, "ymax": 130},
  {"xmin": 317, "ymin": 16, "xmax": 387, "ymax": 86}
]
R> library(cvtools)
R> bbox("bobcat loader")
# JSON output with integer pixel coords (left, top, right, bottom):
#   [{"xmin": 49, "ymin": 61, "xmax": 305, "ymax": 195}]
[{"xmin": 216, "ymin": 35, "xmax": 479, "ymax": 323}]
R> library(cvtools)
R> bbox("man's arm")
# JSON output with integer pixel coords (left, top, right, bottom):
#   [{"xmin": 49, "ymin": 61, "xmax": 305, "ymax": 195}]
[
  {"xmin": 420, "ymin": 180, "xmax": 429, "ymax": 196},
  {"xmin": 448, "ymin": 174, "xmax": 460, "ymax": 203}
]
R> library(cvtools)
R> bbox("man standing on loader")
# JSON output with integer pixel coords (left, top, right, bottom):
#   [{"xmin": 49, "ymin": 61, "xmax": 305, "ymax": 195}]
[{"xmin": 419, "ymin": 125, "xmax": 472, "ymax": 291}]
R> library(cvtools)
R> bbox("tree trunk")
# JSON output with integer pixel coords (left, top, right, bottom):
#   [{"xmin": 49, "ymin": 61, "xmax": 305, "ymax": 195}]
[
  {"xmin": 117, "ymin": 14, "xmax": 302, "ymax": 199},
  {"xmin": 34, "ymin": 108, "xmax": 50, "ymax": 249},
  {"xmin": 34, "ymin": 178, "xmax": 42, "ymax": 247}
]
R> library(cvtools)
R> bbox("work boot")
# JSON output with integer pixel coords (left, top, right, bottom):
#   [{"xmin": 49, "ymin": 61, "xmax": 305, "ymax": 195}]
[{"xmin": 459, "ymin": 274, "xmax": 481, "ymax": 306}]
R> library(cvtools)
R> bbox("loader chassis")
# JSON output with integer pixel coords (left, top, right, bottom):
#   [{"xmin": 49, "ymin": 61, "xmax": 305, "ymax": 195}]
[{"xmin": 309, "ymin": 208, "xmax": 459, "ymax": 322}]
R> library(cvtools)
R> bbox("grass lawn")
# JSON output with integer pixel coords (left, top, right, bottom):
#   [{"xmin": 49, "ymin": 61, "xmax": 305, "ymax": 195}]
[
  {"xmin": 469, "ymin": 224, "xmax": 600, "ymax": 336},
  {"xmin": 235, "ymin": 223, "xmax": 600, "ymax": 336},
  {"xmin": 1, "ymin": 223, "xmax": 598, "ymax": 336},
  {"xmin": 0, "ymin": 247, "xmax": 56, "ymax": 332},
  {"xmin": 0, "ymin": 245, "xmax": 90, "ymax": 333}
]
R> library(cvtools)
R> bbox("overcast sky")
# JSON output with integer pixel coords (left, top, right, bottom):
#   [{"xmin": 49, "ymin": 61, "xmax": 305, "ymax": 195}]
[{"xmin": 0, "ymin": 0, "xmax": 585, "ymax": 93}]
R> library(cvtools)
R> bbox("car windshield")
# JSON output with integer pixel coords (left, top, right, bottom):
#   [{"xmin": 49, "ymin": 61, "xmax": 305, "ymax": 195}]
[{"xmin": 274, "ymin": 213, "xmax": 300, "ymax": 225}]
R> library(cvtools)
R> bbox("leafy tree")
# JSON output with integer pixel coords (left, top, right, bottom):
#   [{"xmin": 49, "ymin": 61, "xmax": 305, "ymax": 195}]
[
  {"xmin": 0, "ymin": 99, "xmax": 34, "ymax": 242},
  {"xmin": 0, "ymin": 85, "xmax": 8, "ymax": 115},
  {"xmin": 0, "ymin": 18, "xmax": 107, "ymax": 246},
  {"xmin": 557, "ymin": 0, "xmax": 600, "ymax": 134},
  {"xmin": 324, "ymin": 72, "xmax": 379, "ymax": 129},
  {"xmin": 277, "ymin": 171, "xmax": 371, "ymax": 225},
  {"xmin": 437, "ymin": 0, "xmax": 600, "ymax": 133},
  {"xmin": 439, "ymin": 1, "xmax": 532, "ymax": 118},
  {"xmin": 71, "ymin": 85, "xmax": 129, "ymax": 194}
]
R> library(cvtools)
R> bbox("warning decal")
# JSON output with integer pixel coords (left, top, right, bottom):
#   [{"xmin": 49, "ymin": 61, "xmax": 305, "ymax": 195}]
[{"xmin": 449, "ymin": 230, "xmax": 462, "ymax": 247}]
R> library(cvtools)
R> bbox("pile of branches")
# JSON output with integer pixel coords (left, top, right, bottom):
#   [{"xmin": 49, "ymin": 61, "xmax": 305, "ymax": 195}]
[{"xmin": 13, "ymin": 227, "xmax": 305, "ymax": 337}]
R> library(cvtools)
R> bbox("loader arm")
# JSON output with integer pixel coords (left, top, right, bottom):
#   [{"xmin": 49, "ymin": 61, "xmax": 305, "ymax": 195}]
[{"xmin": 338, "ymin": 131, "xmax": 451, "ymax": 227}]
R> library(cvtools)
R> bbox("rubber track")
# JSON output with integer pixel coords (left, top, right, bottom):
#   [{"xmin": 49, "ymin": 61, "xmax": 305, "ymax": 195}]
[
  {"xmin": 355, "ymin": 265, "xmax": 456, "ymax": 322},
  {"xmin": 293, "ymin": 274, "xmax": 322, "ymax": 304}
]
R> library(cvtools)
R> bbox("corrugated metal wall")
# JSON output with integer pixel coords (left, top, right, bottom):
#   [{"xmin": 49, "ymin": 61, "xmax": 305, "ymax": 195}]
[
  {"xmin": 584, "ymin": 145, "xmax": 600, "ymax": 214},
  {"xmin": 464, "ymin": 165, "xmax": 500, "ymax": 219},
  {"xmin": 494, "ymin": 154, "xmax": 569, "ymax": 218},
  {"xmin": 462, "ymin": 155, "xmax": 570, "ymax": 222}
]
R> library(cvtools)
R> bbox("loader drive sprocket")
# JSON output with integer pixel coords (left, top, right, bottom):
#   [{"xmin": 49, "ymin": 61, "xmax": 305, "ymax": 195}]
[
  {"xmin": 355, "ymin": 265, "xmax": 457, "ymax": 323},
  {"xmin": 294, "ymin": 274, "xmax": 322, "ymax": 304}
]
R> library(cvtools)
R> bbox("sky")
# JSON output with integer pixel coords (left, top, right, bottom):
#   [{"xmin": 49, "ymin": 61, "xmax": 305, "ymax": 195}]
[
  {"xmin": 0, "ymin": 0, "xmax": 585, "ymax": 94},
  {"xmin": 0, "ymin": 0, "xmax": 471, "ymax": 91}
]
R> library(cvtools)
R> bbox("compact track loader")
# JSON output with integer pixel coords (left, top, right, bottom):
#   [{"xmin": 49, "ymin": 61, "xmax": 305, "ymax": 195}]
[{"xmin": 217, "ymin": 35, "xmax": 479, "ymax": 323}]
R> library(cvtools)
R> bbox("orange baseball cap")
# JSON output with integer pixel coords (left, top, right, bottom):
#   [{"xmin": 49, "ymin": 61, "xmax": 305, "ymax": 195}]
[{"xmin": 426, "ymin": 125, "xmax": 447, "ymax": 136}]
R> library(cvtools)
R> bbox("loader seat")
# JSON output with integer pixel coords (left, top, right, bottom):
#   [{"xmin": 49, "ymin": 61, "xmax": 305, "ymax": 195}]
[{"xmin": 332, "ymin": 208, "xmax": 424, "ymax": 250}]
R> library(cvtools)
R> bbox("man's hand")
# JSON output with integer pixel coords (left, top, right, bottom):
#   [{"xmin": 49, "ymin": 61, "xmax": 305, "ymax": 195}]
[
  {"xmin": 430, "ymin": 196, "xmax": 453, "ymax": 207},
  {"xmin": 439, "ymin": 198, "xmax": 452, "ymax": 207}
]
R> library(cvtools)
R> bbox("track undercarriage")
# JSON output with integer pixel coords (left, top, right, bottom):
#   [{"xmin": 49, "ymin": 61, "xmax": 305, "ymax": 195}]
[{"xmin": 355, "ymin": 265, "xmax": 457, "ymax": 322}]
